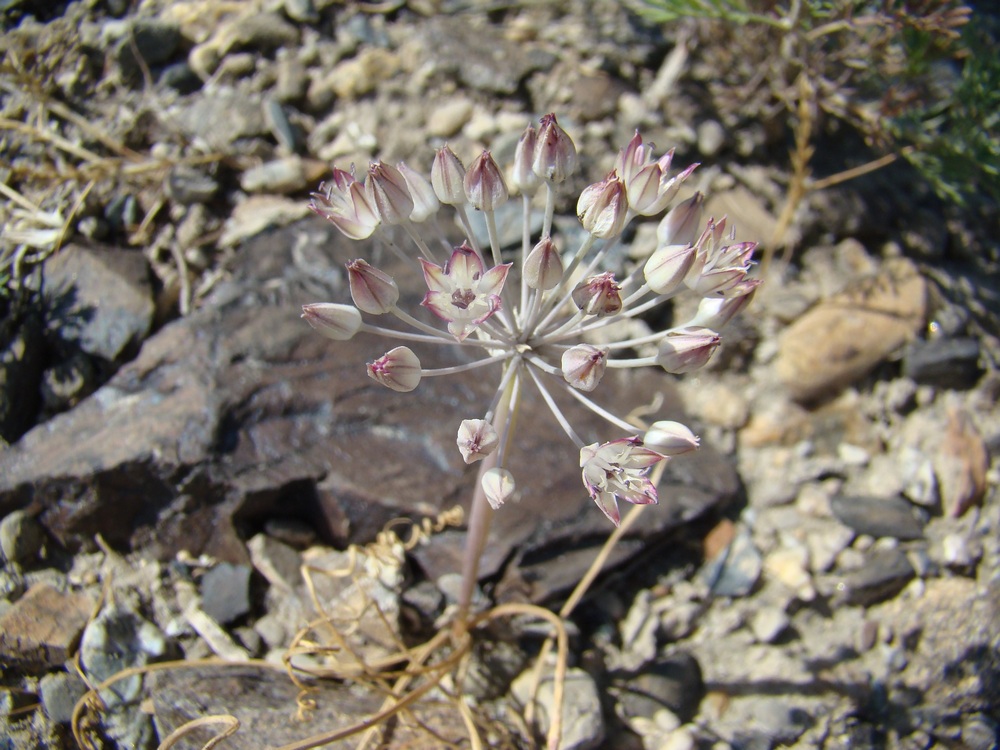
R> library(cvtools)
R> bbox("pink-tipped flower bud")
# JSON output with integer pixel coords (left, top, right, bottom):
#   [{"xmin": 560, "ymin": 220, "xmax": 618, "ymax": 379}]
[
  {"xmin": 656, "ymin": 326, "xmax": 721, "ymax": 374},
  {"xmin": 511, "ymin": 124, "xmax": 542, "ymax": 195},
  {"xmin": 572, "ymin": 271, "xmax": 623, "ymax": 317},
  {"xmin": 644, "ymin": 420, "xmax": 700, "ymax": 455},
  {"xmin": 532, "ymin": 113, "xmax": 578, "ymax": 184},
  {"xmin": 456, "ymin": 419, "xmax": 500, "ymax": 464},
  {"xmin": 347, "ymin": 259, "xmax": 399, "ymax": 314},
  {"xmin": 644, "ymin": 243, "xmax": 696, "ymax": 296},
  {"xmin": 658, "ymin": 192, "xmax": 704, "ymax": 247},
  {"xmin": 397, "ymin": 161, "xmax": 440, "ymax": 222},
  {"xmin": 614, "ymin": 130, "xmax": 651, "ymax": 187},
  {"xmin": 431, "ymin": 145, "xmax": 467, "ymax": 205},
  {"xmin": 464, "ymin": 150, "xmax": 509, "ymax": 211},
  {"xmin": 689, "ymin": 278, "xmax": 760, "ymax": 328},
  {"xmin": 309, "ymin": 168, "xmax": 380, "ymax": 240},
  {"xmin": 367, "ymin": 346, "xmax": 422, "ymax": 392},
  {"xmin": 577, "ymin": 174, "xmax": 628, "ymax": 239},
  {"xmin": 366, "ymin": 161, "xmax": 413, "ymax": 225},
  {"xmin": 561, "ymin": 344, "xmax": 609, "ymax": 392},
  {"xmin": 482, "ymin": 467, "xmax": 516, "ymax": 509},
  {"xmin": 523, "ymin": 236, "xmax": 564, "ymax": 291},
  {"xmin": 301, "ymin": 303, "xmax": 363, "ymax": 341}
]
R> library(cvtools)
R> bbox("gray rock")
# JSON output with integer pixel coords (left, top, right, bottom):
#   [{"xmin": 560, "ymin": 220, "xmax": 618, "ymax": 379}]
[
  {"xmin": 166, "ymin": 167, "xmax": 220, "ymax": 205},
  {"xmin": 512, "ymin": 666, "xmax": 605, "ymax": 750},
  {"xmin": 112, "ymin": 19, "xmax": 180, "ymax": 82},
  {"xmin": 750, "ymin": 608, "xmax": 789, "ymax": 644},
  {"xmin": 0, "ymin": 509, "xmax": 43, "ymax": 565},
  {"xmin": 200, "ymin": 562, "xmax": 252, "ymax": 625},
  {"xmin": 902, "ymin": 337, "xmax": 982, "ymax": 389},
  {"xmin": 830, "ymin": 495, "xmax": 925, "ymax": 540},
  {"xmin": 43, "ymin": 244, "xmax": 154, "ymax": 363},
  {"xmin": 612, "ymin": 651, "xmax": 705, "ymax": 724},
  {"xmin": 39, "ymin": 671, "xmax": 88, "ymax": 724},
  {"xmin": 418, "ymin": 16, "xmax": 556, "ymax": 95},
  {"xmin": 697, "ymin": 120, "xmax": 726, "ymax": 157},
  {"xmin": 217, "ymin": 11, "xmax": 298, "ymax": 56},
  {"xmin": 149, "ymin": 666, "xmax": 398, "ymax": 749},
  {"xmin": 172, "ymin": 88, "xmax": 269, "ymax": 149},
  {"xmin": 831, "ymin": 548, "xmax": 914, "ymax": 606},
  {"xmin": 700, "ymin": 526, "xmax": 761, "ymax": 597}
]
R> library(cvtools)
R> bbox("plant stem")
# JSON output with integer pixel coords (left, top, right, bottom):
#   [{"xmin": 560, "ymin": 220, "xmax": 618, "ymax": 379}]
[{"xmin": 455, "ymin": 363, "xmax": 520, "ymax": 626}]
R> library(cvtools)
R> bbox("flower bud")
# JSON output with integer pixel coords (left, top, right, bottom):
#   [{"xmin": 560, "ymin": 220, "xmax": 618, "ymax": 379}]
[
  {"xmin": 301, "ymin": 303, "xmax": 363, "ymax": 340},
  {"xmin": 347, "ymin": 259, "xmax": 399, "ymax": 314},
  {"xmin": 309, "ymin": 168, "xmax": 380, "ymax": 240},
  {"xmin": 644, "ymin": 243, "xmax": 696, "ymax": 295},
  {"xmin": 614, "ymin": 130, "xmax": 650, "ymax": 187},
  {"xmin": 482, "ymin": 467, "xmax": 516, "ymax": 509},
  {"xmin": 656, "ymin": 326, "xmax": 721, "ymax": 374},
  {"xmin": 689, "ymin": 278, "xmax": 760, "ymax": 328},
  {"xmin": 533, "ymin": 113, "xmax": 577, "ymax": 183},
  {"xmin": 367, "ymin": 346, "xmax": 422, "ymax": 392},
  {"xmin": 658, "ymin": 192, "xmax": 704, "ymax": 247},
  {"xmin": 431, "ymin": 145, "xmax": 466, "ymax": 205},
  {"xmin": 511, "ymin": 124, "xmax": 541, "ymax": 195},
  {"xmin": 572, "ymin": 272, "xmax": 623, "ymax": 317},
  {"xmin": 457, "ymin": 419, "xmax": 499, "ymax": 464},
  {"xmin": 644, "ymin": 421, "xmax": 700, "ymax": 455},
  {"xmin": 561, "ymin": 344, "xmax": 609, "ymax": 392},
  {"xmin": 366, "ymin": 162, "xmax": 413, "ymax": 225},
  {"xmin": 523, "ymin": 236, "xmax": 564, "ymax": 291},
  {"xmin": 397, "ymin": 161, "xmax": 440, "ymax": 222},
  {"xmin": 577, "ymin": 174, "xmax": 627, "ymax": 239},
  {"xmin": 464, "ymin": 150, "xmax": 509, "ymax": 211}
]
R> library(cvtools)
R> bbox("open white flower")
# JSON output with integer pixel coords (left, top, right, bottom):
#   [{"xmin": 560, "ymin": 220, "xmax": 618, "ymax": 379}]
[
  {"xmin": 420, "ymin": 243, "xmax": 511, "ymax": 341},
  {"xmin": 580, "ymin": 438, "xmax": 666, "ymax": 526}
]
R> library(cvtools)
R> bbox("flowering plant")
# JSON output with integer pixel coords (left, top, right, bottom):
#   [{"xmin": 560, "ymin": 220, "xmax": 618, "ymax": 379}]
[{"xmin": 304, "ymin": 114, "xmax": 759, "ymax": 613}]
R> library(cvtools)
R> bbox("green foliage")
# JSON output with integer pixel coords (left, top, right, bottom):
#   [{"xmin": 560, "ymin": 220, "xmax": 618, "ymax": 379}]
[
  {"xmin": 629, "ymin": 0, "xmax": 993, "ymax": 206},
  {"xmin": 889, "ymin": 23, "xmax": 1000, "ymax": 205}
]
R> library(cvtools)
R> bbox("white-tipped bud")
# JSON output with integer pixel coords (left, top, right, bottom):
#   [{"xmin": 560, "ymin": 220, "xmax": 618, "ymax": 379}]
[
  {"xmin": 533, "ymin": 113, "xmax": 577, "ymax": 183},
  {"xmin": 464, "ymin": 150, "xmax": 509, "ymax": 211},
  {"xmin": 456, "ymin": 419, "xmax": 499, "ymax": 464},
  {"xmin": 644, "ymin": 420, "xmax": 700, "ymax": 455},
  {"xmin": 656, "ymin": 326, "xmax": 721, "ymax": 374},
  {"xmin": 689, "ymin": 279, "xmax": 760, "ymax": 329},
  {"xmin": 644, "ymin": 243, "xmax": 696, "ymax": 296},
  {"xmin": 658, "ymin": 192, "xmax": 704, "ymax": 247},
  {"xmin": 367, "ymin": 346, "xmax": 422, "ymax": 392},
  {"xmin": 301, "ymin": 303, "xmax": 363, "ymax": 340},
  {"xmin": 346, "ymin": 259, "xmax": 399, "ymax": 315},
  {"xmin": 366, "ymin": 161, "xmax": 413, "ymax": 225},
  {"xmin": 482, "ymin": 467, "xmax": 516, "ymax": 510},
  {"xmin": 431, "ymin": 145, "xmax": 467, "ymax": 205},
  {"xmin": 561, "ymin": 344, "xmax": 609, "ymax": 392},
  {"xmin": 397, "ymin": 161, "xmax": 440, "ymax": 222},
  {"xmin": 523, "ymin": 236, "xmax": 564, "ymax": 291},
  {"xmin": 577, "ymin": 174, "xmax": 628, "ymax": 239},
  {"xmin": 512, "ymin": 124, "xmax": 541, "ymax": 195},
  {"xmin": 571, "ymin": 272, "xmax": 623, "ymax": 317}
]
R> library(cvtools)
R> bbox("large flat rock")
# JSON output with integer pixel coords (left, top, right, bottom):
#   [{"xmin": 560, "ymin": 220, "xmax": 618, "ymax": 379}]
[{"xmin": 0, "ymin": 219, "xmax": 740, "ymax": 590}]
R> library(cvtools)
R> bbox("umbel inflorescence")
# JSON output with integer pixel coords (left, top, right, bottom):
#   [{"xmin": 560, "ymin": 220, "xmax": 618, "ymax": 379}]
[{"xmin": 303, "ymin": 114, "xmax": 759, "ymax": 526}]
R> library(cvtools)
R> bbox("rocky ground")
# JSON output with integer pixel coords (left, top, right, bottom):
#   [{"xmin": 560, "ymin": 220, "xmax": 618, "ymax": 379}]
[{"xmin": 1, "ymin": 0, "xmax": 999, "ymax": 748}]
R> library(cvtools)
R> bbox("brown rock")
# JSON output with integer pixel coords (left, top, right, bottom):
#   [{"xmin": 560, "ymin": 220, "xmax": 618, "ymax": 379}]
[
  {"xmin": 937, "ymin": 408, "xmax": 989, "ymax": 517},
  {"xmin": 775, "ymin": 257, "xmax": 927, "ymax": 403},
  {"xmin": 0, "ymin": 583, "xmax": 94, "ymax": 671}
]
